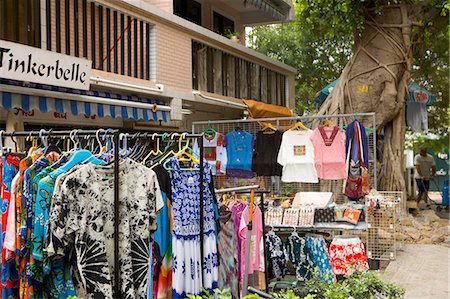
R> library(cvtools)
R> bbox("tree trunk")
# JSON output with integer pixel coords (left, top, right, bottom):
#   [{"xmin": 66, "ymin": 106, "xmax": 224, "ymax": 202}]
[{"xmin": 318, "ymin": 3, "xmax": 416, "ymax": 191}]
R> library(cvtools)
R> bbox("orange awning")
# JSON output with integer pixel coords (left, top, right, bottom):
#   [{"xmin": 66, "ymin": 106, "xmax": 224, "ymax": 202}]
[{"xmin": 243, "ymin": 99, "xmax": 293, "ymax": 119}]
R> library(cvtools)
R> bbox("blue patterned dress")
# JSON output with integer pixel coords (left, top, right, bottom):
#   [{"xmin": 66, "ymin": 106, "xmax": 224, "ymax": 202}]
[{"xmin": 168, "ymin": 158, "xmax": 218, "ymax": 298}]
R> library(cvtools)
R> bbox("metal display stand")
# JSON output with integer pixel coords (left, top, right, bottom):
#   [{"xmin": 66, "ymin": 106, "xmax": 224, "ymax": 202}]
[
  {"xmin": 193, "ymin": 113, "xmax": 377, "ymax": 292},
  {"xmin": 2, "ymin": 130, "xmax": 206, "ymax": 296}
]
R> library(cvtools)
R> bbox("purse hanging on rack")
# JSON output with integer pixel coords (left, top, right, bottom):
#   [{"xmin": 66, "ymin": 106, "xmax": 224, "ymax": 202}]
[{"xmin": 344, "ymin": 122, "xmax": 369, "ymax": 199}]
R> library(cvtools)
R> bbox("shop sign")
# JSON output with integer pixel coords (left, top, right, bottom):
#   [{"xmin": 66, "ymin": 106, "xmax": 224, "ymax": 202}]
[{"xmin": 0, "ymin": 40, "xmax": 91, "ymax": 90}]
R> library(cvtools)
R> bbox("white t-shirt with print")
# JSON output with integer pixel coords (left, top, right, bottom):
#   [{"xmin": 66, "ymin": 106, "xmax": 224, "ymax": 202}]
[{"xmin": 277, "ymin": 130, "xmax": 319, "ymax": 183}]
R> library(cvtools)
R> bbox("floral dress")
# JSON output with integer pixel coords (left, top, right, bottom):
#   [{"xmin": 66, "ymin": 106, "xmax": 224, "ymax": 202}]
[{"xmin": 167, "ymin": 158, "xmax": 218, "ymax": 298}]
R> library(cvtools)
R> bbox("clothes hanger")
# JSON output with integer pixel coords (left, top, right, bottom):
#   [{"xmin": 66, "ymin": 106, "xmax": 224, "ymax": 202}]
[
  {"xmin": 57, "ymin": 130, "xmax": 105, "ymax": 171},
  {"xmin": 322, "ymin": 119, "xmax": 335, "ymax": 127},
  {"xmin": 142, "ymin": 133, "xmax": 163, "ymax": 165},
  {"xmin": 43, "ymin": 129, "xmax": 62, "ymax": 155},
  {"xmin": 289, "ymin": 121, "xmax": 310, "ymax": 131},
  {"xmin": 162, "ymin": 134, "xmax": 200, "ymax": 171},
  {"xmin": 204, "ymin": 120, "xmax": 216, "ymax": 139},
  {"xmin": 149, "ymin": 133, "xmax": 180, "ymax": 169},
  {"xmin": 5, "ymin": 133, "xmax": 26, "ymax": 158},
  {"xmin": 291, "ymin": 226, "xmax": 298, "ymax": 237},
  {"xmin": 267, "ymin": 225, "xmax": 276, "ymax": 236},
  {"xmin": 261, "ymin": 122, "xmax": 277, "ymax": 134}
]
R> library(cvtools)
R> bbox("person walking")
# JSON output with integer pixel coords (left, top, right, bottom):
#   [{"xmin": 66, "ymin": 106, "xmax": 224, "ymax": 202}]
[{"xmin": 414, "ymin": 145, "xmax": 436, "ymax": 208}]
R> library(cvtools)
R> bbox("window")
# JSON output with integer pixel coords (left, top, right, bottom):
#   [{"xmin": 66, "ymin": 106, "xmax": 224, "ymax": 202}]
[
  {"xmin": 174, "ymin": 0, "xmax": 201, "ymax": 26},
  {"xmin": 213, "ymin": 11, "xmax": 234, "ymax": 36},
  {"xmin": 0, "ymin": 0, "xmax": 41, "ymax": 47},
  {"xmin": 192, "ymin": 41, "xmax": 288, "ymax": 105}
]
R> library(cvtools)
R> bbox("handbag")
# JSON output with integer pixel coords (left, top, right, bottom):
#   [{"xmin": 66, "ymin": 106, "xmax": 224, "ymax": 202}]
[
  {"xmin": 345, "ymin": 176, "xmax": 365, "ymax": 199},
  {"xmin": 345, "ymin": 122, "xmax": 369, "ymax": 199}
]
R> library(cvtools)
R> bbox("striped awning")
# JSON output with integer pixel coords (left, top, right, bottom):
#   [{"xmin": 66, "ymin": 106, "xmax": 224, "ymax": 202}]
[
  {"xmin": 245, "ymin": 0, "xmax": 287, "ymax": 21},
  {"xmin": 0, "ymin": 79, "xmax": 170, "ymax": 122}
]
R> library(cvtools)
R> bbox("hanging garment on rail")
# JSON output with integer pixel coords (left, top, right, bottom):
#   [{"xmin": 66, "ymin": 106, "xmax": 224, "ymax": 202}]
[
  {"xmin": 48, "ymin": 158, "xmax": 163, "ymax": 299},
  {"xmin": 277, "ymin": 130, "xmax": 319, "ymax": 183},
  {"xmin": 193, "ymin": 133, "xmax": 228, "ymax": 176},
  {"xmin": 328, "ymin": 236, "xmax": 368, "ymax": 276},
  {"xmin": 152, "ymin": 164, "xmax": 173, "ymax": 299},
  {"xmin": 305, "ymin": 236, "xmax": 335, "ymax": 283},
  {"xmin": 168, "ymin": 158, "xmax": 218, "ymax": 298},
  {"xmin": 217, "ymin": 210, "xmax": 239, "ymax": 298},
  {"xmin": 1, "ymin": 155, "xmax": 21, "ymax": 298},
  {"xmin": 310, "ymin": 126, "xmax": 346, "ymax": 180},
  {"xmin": 252, "ymin": 130, "xmax": 283, "ymax": 176},
  {"xmin": 224, "ymin": 129, "xmax": 254, "ymax": 178},
  {"xmin": 284, "ymin": 234, "xmax": 312, "ymax": 281},
  {"xmin": 229, "ymin": 200, "xmax": 247, "ymax": 280},
  {"xmin": 265, "ymin": 232, "xmax": 288, "ymax": 280},
  {"xmin": 239, "ymin": 205, "xmax": 263, "ymax": 282}
]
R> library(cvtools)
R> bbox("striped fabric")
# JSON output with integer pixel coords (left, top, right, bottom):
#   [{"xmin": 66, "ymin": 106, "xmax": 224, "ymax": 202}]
[{"xmin": 0, "ymin": 80, "xmax": 169, "ymax": 122}]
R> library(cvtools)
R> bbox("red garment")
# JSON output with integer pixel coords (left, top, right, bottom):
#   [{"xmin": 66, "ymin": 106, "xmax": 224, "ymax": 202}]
[{"xmin": 328, "ymin": 236, "xmax": 368, "ymax": 275}]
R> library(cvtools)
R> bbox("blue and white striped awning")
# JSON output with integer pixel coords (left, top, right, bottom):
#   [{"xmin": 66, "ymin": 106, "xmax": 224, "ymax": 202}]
[{"xmin": 0, "ymin": 79, "xmax": 170, "ymax": 122}]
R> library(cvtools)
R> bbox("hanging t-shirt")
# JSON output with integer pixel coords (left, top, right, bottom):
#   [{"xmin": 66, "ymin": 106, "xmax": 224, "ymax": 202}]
[
  {"xmin": 407, "ymin": 101, "xmax": 428, "ymax": 133},
  {"xmin": 310, "ymin": 126, "xmax": 346, "ymax": 180},
  {"xmin": 193, "ymin": 133, "xmax": 228, "ymax": 175},
  {"xmin": 277, "ymin": 130, "xmax": 318, "ymax": 183},
  {"xmin": 224, "ymin": 130, "xmax": 254, "ymax": 178},
  {"xmin": 49, "ymin": 158, "xmax": 163, "ymax": 299},
  {"xmin": 252, "ymin": 130, "xmax": 283, "ymax": 176},
  {"xmin": 238, "ymin": 205, "xmax": 263, "ymax": 281}
]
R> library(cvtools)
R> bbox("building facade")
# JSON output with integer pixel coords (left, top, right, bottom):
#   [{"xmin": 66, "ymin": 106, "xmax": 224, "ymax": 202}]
[{"xmin": 0, "ymin": 0, "xmax": 296, "ymax": 133}]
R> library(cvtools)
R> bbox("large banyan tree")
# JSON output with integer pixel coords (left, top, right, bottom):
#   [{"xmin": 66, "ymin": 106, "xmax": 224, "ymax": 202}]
[{"xmin": 250, "ymin": 0, "xmax": 448, "ymax": 191}]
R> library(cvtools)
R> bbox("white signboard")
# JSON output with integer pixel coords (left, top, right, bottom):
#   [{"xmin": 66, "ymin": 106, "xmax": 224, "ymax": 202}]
[{"xmin": 0, "ymin": 40, "xmax": 91, "ymax": 90}]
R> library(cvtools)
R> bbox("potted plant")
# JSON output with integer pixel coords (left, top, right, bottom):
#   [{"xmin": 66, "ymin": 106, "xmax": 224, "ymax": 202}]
[{"xmin": 226, "ymin": 30, "xmax": 241, "ymax": 43}]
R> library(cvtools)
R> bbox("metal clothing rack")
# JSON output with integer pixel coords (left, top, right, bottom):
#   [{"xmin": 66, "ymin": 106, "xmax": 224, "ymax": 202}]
[
  {"xmin": 193, "ymin": 113, "xmax": 377, "ymax": 293},
  {"xmin": 1, "ymin": 130, "xmax": 206, "ymax": 297}
]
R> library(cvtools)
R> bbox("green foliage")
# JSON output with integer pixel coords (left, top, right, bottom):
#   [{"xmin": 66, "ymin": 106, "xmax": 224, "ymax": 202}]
[
  {"xmin": 303, "ymin": 270, "xmax": 405, "ymax": 299},
  {"xmin": 406, "ymin": 131, "xmax": 449, "ymax": 153},
  {"xmin": 249, "ymin": 0, "xmax": 449, "ymax": 134}
]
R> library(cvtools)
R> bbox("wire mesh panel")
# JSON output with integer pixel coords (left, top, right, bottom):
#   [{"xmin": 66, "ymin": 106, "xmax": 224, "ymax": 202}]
[
  {"xmin": 192, "ymin": 113, "xmax": 377, "ymax": 200},
  {"xmin": 366, "ymin": 204, "xmax": 397, "ymax": 261}
]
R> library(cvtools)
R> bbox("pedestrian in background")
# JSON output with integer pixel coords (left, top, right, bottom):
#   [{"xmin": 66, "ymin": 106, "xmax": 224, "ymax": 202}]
[{"xmin": 415, "ymin": 145, "xmax": 436, "ymax": 208}]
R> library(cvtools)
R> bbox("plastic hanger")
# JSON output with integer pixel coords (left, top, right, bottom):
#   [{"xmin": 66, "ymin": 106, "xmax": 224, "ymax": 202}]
[
  {"xmin": 204, "ymin": 120, "xmax": 216, "ymax": 139},
  {"xmin": 149, "ymin": 133, "xmax": 180, "ymax": 169},
  {"xmin": 142, "ymin": 133, "xmax": 163, "ymax": 165},
  {"xmin": 261, "ymin": 123, "xmax": 277, "ymax": 134},
  {"xmin": 162, "ymin": 134, "xmax": 200, "ymax": 171},
  {"xmin": 291, "ymin": 226, "xmax": 298, "ymax": 237},
  {"xmin": 323, "ymin": 119, "xmax": 335, "ymax": 127},
  {"xmin": 289, "ymin": 121, "xmax": 310, "ymax": 131},
  {"xmin": 267, "ymin": 225, "xmax": 276, "ymax": 236},
  {"xmin": 56, "ymin": 130, "xmax": 105, "ymax": 172},
  {"xmin": 42, "ymin": 130, "xmax": 62, "ymax": 155}
]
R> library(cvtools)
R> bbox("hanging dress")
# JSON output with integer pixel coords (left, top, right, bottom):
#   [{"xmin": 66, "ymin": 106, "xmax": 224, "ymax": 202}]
[{"xmin": 168, "ymin": 158, "xmax": 218, "ymax": 298}]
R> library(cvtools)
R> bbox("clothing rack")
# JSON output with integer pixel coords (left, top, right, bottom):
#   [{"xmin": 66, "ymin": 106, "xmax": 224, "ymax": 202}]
[
  {"xmin": 193, "ymin": 113, "xmax": 377, "ymax": 293},
  {"xmin": 1, "ymin": 130, "xmax": 206, "ymax": 297}
]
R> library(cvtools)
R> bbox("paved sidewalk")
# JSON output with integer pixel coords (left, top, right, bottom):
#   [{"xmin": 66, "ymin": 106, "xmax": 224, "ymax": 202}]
[{"xmin": 382, "ymin": 244, "xmax": 450, "ymax": 299}]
